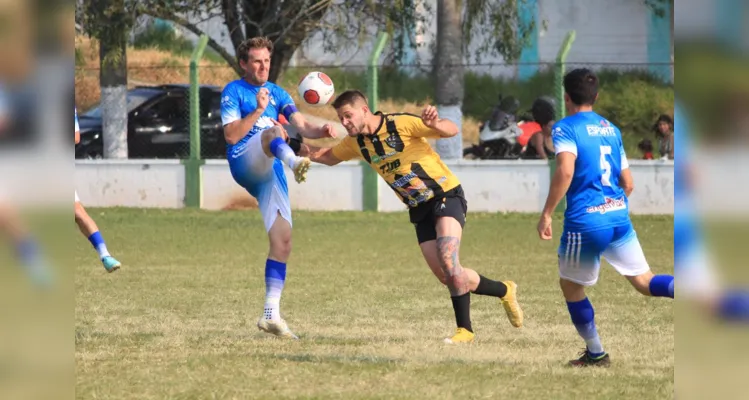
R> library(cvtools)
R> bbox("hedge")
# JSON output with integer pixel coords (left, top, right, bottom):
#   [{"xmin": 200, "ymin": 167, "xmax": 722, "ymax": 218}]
[{"xmin": 281, "ymin": 67, "xmax": 674, "ymax": 156}]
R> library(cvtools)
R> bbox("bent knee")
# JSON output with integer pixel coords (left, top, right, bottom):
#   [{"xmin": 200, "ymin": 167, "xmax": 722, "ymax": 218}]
[{"xmin": 628, "ymin": 273, "xmax": 654, "ymax": 296}]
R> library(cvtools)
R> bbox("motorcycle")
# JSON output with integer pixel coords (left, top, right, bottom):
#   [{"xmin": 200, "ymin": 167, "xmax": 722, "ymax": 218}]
[{"xmin": 463, "ymin": 94, "xmax": 526, "ymax": 160}]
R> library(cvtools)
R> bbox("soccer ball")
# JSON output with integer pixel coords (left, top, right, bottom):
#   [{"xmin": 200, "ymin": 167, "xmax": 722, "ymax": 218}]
[{"xmin": 297, "ymin": 71, "xmax": 335, "ymax": 107}]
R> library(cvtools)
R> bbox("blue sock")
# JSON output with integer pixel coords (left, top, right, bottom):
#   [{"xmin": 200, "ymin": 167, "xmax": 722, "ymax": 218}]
[
  {"xmin": 15, "ymin": 237, "xmax": 52, "ymax": 286},
  {"xmin": 649, "ymin": 275, "xmax": 674, "ymax": 298},
  {"xmin": 87, "ymin": 231, "xmax": 110, "ymax": 259},
  {"xmin": 264, "ymin": 259, "xmax": 287, "ymax": 320},
  {"xmin": 567, "ymin": 297, "xmax": 605, "ymax": 357},
  {"xmin": 16, "ymin": 237, "xmax": 40, "ymax": 266},
  {"xmin": 718, "ymin": 289, "xmax": 749, "ymax": 322},
  {"xmin": 269, "ymin": 137, "xmax": 296, "ymax": 166}
]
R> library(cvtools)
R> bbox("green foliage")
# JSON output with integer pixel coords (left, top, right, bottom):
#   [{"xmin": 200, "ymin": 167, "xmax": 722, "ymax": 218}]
[
  {"xmin": 281, "ymin": 66, "xmax": 673, "ymax": 155},
  {"xmin": 133, "ymin": 23, "xmax": 224, "ymax": 62},
  {"xmin": 463, "ymin": 0, "xmax": 538, "ymax": 64}
]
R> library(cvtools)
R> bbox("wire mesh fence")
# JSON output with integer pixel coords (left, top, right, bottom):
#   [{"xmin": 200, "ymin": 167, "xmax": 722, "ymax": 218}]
[{"xmin": 74, "ymin": 60, "xmax": 673, "ymax": 160}]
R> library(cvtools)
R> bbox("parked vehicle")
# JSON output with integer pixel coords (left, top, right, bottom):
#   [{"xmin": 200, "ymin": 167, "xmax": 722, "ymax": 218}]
[
  {"xmin": 75, "ymin": 84, "xmax": 227, "ymax": 159},
  {"xmin": 463, "ymin": 94, "xmax": 525, "ymax": 160}
]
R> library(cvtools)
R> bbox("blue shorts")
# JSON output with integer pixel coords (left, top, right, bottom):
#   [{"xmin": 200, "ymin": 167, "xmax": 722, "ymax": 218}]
[
  {"xmin": 228, "ymin": 132, "xmax": 291, "ymax": 232},
  {"xmin": 558, "ymin": 223, "xmax": 651, "ymax": 286}
]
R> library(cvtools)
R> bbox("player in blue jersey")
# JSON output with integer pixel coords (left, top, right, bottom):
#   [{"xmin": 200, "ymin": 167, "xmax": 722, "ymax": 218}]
[
  {"xmin": 75, "ymin": 108, "xmax": 122, "ymax": 272},
  {"xmin": 537, "ymin": 68, "xmax": 674, "ymax": 367},
  {"xmin": 0, "ymin": 86, "xmax": 52, "ymax": 286},
  {"xmin": 220, "ymin": 37, "xmax": 334, "ymax": 339},
  {"xmin": 674, "ymin": 102, "xmax": 749, "ymax": 322}
]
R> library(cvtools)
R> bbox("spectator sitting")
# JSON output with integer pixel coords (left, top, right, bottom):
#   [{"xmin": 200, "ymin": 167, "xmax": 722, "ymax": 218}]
[
  {"xmin": 653, "ymin": 114, "xmax": 674, "ymax": 159},
  {"xmin": 638, "ymin": 138, "xmax": 654, "ymax": 160},
  {"xmin": 521, "ymin": 97, "xmax": 556, "ymax": 160}
]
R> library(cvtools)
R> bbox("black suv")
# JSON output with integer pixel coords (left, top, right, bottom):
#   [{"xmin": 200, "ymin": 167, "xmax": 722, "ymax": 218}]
[{"xmin": 75, "ymin": 84, "xmax": 227, "ymax": 159}]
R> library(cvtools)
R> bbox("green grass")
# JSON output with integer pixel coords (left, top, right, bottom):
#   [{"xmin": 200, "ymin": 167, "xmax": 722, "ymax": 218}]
[{"xmin": 75, "ymin": 209, "xmax": 674, "ymax": 399}]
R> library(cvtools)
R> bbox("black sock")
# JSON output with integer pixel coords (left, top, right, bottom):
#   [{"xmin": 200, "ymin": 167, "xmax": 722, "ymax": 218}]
[
  {"xmin": 450, "ymin": 292, "xmax": 472, "ymax": 332},
  {"xmin": 472, "ymin": 275, "xmax": 508, "ymax": 298}
]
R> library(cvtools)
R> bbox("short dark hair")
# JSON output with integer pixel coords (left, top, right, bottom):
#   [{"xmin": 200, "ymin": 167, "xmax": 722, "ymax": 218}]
[
  {"xmin": 563, "ymin": 68, "xmax": 599, "ymax": 106},
  {"xmin": 331, "ymin": 90, "xmax": 368, "ymax": 109},
  {"xmin": 237, "ymin": 36, "xmax": 273, "ymax": 63},
  {"xmin": 638, "ymin": 138, "xmax": 653, "ymax": 152},
  {"xmin": 531, "ymin": 97, "xmax": 555, "ymax": 126}
]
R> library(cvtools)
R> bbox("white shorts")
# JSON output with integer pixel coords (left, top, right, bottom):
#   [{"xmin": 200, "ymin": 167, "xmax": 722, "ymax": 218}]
[
  {"xmin": 558, "ymin": 224, "xmax": 651, "ymax": 286},
  {"xmin": 75, "ymin": 190, "xmax": 80, "ymax": 203},
  {"xmin": 228, "ymin": 131, "xmax": 291, "ymax": 233}
]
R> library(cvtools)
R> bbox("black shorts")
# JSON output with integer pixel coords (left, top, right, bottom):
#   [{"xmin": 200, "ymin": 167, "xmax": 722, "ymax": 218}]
[{"xmin": 409, "ymin": 185, "xmax": 467, "ymax": 244}]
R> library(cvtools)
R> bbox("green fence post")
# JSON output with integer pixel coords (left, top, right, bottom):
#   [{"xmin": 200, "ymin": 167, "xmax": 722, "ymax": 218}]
[
  {"xmin": 550, "ymin": 30, "xmax": 576, "ymax": 213},
  {"xmin": 183, "ymin": 34, "xmax": 209, "ymax": 208},
  {"xmin": 362, "ymin": 32, "xmax": 389, "ymax": 212}
]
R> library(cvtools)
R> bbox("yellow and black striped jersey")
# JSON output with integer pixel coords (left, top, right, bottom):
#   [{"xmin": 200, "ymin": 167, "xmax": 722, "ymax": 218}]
[{"xmin": 331, "ymin": 112, "xmax": 461, "ymax": 207}]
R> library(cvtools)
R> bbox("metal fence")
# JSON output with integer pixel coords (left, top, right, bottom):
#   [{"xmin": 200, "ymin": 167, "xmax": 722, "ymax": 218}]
[{"xmin": 74, "ymin": 49, "xmax": 673, "ymax": 161}]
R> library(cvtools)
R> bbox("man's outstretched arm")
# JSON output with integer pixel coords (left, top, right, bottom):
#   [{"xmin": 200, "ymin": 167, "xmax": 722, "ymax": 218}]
[{"xmin": 289, "ymin": 112, "xmax": 334, "ymax": 140}]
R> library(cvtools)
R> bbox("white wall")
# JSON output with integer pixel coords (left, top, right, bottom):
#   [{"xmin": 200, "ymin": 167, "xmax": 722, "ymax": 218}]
[
  {"xmin": 74, "ymin": 160, "xmax": 185, "ymax": 208},
  {"xmin": 627, "ymin": 160, "xmax": 674, "ymax": 215},
  {"xmin": 538, "ymin": 0, "xmax": 649, "ymax": 65},
  {"xmin": 201, "ymin": 160, "xmax": 364, "ymax": 211},
  {"xmin": 75, "ymin": 159, "xmax": 673, "ymax": 215},
  {"xmin": 377, "ymin": 160, "xmax": 551, "ymax": 213}
]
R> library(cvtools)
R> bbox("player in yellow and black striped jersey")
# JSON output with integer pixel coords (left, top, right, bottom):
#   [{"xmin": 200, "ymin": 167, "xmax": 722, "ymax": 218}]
[{"xmin": 305, "ymin": 89, "xmax": 524, "ymax": 344}]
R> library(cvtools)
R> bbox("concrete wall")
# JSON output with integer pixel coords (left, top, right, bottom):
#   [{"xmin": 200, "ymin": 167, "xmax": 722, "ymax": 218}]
[
  {"xmin": 201, "ymin": 160, "xmax": 364, "ymax": 211},
  {"xmin": 74, "ymin": 159, "xmax": 674, "ymax": 215},
  {"xmin": 75, "ymin": 160, "xmax": 185, "ymax": 209},
  {"xmin": 377, "ymin": 160, "xmax": 551, "ymax": 213}
]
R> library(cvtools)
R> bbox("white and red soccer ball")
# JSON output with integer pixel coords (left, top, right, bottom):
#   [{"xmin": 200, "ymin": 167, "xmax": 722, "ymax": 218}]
[{"xmin": 297, "ymin": 71, "xmax": 335, "ymax": 107}]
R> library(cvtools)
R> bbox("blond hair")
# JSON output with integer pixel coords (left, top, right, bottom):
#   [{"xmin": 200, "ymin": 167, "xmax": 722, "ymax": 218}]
[{"xmin": 237, "ymin": 36, "xmax": 273, "ymax": 63}]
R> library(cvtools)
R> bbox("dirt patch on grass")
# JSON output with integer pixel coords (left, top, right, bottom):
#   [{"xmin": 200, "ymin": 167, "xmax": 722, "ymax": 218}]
[{"xmin": 221, "ymin": 193, "xmax": 259, "ymax": 211}]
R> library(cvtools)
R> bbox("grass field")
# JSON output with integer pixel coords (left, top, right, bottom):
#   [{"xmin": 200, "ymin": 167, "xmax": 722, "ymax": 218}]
[{"xmin": 75, "ymin": 209, "xmax": 674, "ymax": 399}]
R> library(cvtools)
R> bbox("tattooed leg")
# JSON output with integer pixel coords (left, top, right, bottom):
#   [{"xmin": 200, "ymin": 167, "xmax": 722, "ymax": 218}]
[{"xmin": 436, "ymin": 236, "xmax": 471, "ymax": 296}]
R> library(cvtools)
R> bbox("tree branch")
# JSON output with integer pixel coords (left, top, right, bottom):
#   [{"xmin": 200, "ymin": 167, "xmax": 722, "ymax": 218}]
[
  {"xmin": 221, "ymin": 0, "xmax": 245, "ymax": 56},
  {"xmin": 145, "ymin": 10, "xmax": 243, "ymax": 77}
]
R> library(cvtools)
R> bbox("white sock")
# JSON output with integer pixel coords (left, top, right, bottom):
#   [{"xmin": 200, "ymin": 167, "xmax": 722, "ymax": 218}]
[
  {"xmin": 274, "ymin": 143, "xmax": 298, "ymax": 169},
  {"xmin": 96, "ymin": 243, "xmax": 111, "ymax": 259},
  {"xmin": 264, "ymin": 297, "xmax": 281, "ymax": 321}
]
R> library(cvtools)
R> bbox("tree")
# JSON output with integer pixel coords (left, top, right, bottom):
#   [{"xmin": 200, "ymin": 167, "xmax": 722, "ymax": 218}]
[
  {"xmin": 144, "ymin": 0, "xmax": 431, "ymax": 83},
  {"xmin": 435, "ymin": 0, "xmax": 536, "ymax": 159},
  {"xmin": 79, "ymin": 0, "xmax": 140, "ymax": 159}
]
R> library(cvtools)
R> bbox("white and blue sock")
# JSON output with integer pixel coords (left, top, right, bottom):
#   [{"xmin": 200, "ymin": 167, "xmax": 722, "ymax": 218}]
[
  {"xmin": 649, "ymin": 275, "xmax": 674, "ymax": 298},
  {"xmin": 567, "ymin": 297, "xmax": 605, "ymax": 357},
  {"xmin": 87, "ymin": 231, "xmax": 111, "ymax": 260},
  {"xmin": 718, "ymin": 289, "xmax": 749, "ymax": 322},
  {"xmin": 269, "ymin": 137, "xmax": 298, "ymax": 169},
  {"xmin": 264, "ymin": 259, "xmax": 287, "ymax": 321},
  {"xmin": 16, "ymin": 237, "xmax": 52, "ymax": 286}
]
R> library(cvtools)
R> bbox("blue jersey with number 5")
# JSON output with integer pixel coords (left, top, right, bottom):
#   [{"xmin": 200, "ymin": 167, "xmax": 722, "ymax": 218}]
[{"xmin": 552, "ymin": 111, "xmax": 631, "ymax": 232}]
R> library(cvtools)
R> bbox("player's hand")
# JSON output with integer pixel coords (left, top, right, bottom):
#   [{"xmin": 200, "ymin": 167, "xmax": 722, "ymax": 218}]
[
  {"xmin": 421, "ymin": 105, "xmax": 439, "ymax": 128},
  {"xmin": 256, "ymin": 88, "xmax": 270, "ymax": 111},
  {"xmin": 298, "ymin": 143, "xmax": 311, "ymax": 157},
  {"xmin": 321, "ymin": 123, "xmax": 335, "ymax": 138},
  {"xmin": 537, "ymin": 214, "xmax": 553, "ymax": 240}
]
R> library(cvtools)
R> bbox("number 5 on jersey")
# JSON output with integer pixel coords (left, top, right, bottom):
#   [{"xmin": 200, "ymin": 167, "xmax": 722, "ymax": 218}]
[{"xmin": 600, "ymin": 145, "xmax": 612, "ymax": 187}]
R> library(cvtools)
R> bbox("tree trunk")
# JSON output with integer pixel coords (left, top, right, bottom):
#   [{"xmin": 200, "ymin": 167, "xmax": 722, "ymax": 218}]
[
  {"xmin": 269, "ymin": 42, "xmax": 294, "ymax": 83},
  {"xmin": 433, "ymin": 0, "xmax": 464, "ymax": 160},
  {"xmin": 99, "ymin": 31, "xmax": 129, "ymax": 159}
]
